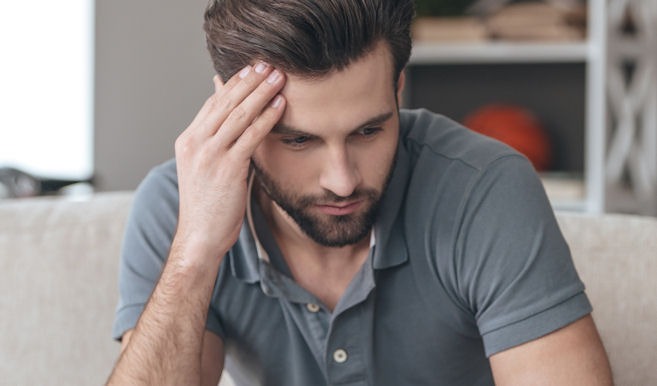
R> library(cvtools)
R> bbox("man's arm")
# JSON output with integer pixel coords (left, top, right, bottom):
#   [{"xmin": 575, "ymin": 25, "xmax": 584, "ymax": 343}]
[
  {"xmin": 106, "ymin": 62, "xmax": 287, "ymax": 385},
  {"xmin": 490, "ymin": 315, "xmax": 613, "ymax": 385},
  {"xmin": 119, "ymin": 330, "xmax": 224, "ymax": 386}
]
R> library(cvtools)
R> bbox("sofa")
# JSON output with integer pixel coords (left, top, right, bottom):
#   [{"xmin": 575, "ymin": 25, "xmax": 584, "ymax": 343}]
[{"xmin": 0, "ymin": 191, "xmax": 655, "ymax": 385}]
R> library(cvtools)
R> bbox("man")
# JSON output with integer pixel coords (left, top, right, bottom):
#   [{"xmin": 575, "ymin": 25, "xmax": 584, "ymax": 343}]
[{"xmin": 108, "ymin": 1, "xmax": 613, "ymax": 385}]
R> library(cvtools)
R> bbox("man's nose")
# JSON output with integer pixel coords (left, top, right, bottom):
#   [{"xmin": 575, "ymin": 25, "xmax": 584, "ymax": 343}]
[{"xmin": 318, "ymin": 146, "xmax": 362, "ymax": 198}]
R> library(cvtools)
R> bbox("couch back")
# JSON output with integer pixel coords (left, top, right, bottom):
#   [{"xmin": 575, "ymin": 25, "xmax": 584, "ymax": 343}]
[
  {"xmin": 557, "ymin": 212, "xmax": 657, "ymax": 385},
  {"xmin": 0, "ymin": 192, "xmax": 655, "ymax": 385},
  {"xmin": 0, "ymin": 192, "xmax": 131, "ymax": 385}
]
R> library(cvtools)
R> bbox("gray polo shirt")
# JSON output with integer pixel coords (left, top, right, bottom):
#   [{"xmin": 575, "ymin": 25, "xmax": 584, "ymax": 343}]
[{"xmin": 113, "ymin": 109, "xmax": 591, "ymax": 385}]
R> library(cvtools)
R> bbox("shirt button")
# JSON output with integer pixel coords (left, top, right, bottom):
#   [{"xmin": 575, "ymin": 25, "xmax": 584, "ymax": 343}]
[
  {"xmin": 333, "ymin": 349, "xmax": 348, "ymax": 363},
  {"xmin": 306, "ymin": 303, "xmax": 321, "ymax": 313}
]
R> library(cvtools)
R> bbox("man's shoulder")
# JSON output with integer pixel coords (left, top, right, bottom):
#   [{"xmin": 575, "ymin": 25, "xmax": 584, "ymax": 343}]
[
  {"xmin": 148, "ymin": 158, "xmax": 178, "ymax": 182},
  {"xmin": 129, "ymin": 158, "xmax": 179, "ymax": 213},
  {"xmin": 395, "ymin": 109, "xmax": 539, "ymax": 242},
  {"xmin": 399, "ymin": 109, "xmax": 519, "ymax": 172},
  {"xmin": 137, "ymin": 158, "xmax": 178, "ymax": 193}
]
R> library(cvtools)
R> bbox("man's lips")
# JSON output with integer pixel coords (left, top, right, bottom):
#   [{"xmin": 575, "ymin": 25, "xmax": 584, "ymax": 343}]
[{"xmin": 314, "ymin": 200, "xmax": 363, "ymax": 216}]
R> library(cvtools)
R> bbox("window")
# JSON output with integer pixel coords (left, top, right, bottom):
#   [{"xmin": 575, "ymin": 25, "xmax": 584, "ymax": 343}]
[{"xmin": 0, "ymin": 1, "xmax": 94, "ymax": 180}]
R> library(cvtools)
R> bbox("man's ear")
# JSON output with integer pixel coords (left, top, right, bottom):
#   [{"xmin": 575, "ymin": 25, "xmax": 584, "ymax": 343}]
[{"xmin": 396, "ymin": 69, "xmax": 406, "ymax": 104}]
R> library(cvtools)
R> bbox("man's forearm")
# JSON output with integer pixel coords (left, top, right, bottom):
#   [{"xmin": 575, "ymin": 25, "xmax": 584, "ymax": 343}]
[
  {"xmin": 107, "ymin": 241, "xmax": 223, "ymax": 386},
  {"xmin": 107, "ymin": 62, "xmax": 286, "ymax": 385}
]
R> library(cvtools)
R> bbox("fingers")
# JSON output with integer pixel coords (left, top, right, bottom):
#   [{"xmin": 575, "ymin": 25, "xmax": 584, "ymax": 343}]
[
  {"xmin": 215, "ymin": 67, "xmax": 285, "ymax": 146},
  {"xmin": 188, "ymin": 75, "xmax": 223, "ymax": 131},
  {"xmin": 185, "ymin": 71, "xmax": 245, "ymax": 130},
  {"xmin": 233, "ymin": 94, "xmax": 286, "ymax": 156},
  {"xmin": 194, "ymin": 63, "xmax": 284, "ymax": 141}
]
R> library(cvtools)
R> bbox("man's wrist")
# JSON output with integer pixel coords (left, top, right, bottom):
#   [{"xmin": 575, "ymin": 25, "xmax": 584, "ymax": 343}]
[{"xmin": 167, "ymin": 235, "xmax": 227, "ymax": 280}]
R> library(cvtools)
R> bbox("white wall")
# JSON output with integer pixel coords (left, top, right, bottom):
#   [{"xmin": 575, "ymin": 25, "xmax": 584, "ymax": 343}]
[{"xmin": 94, "ymin": 0, "xmax": 214, "ymax": 191}]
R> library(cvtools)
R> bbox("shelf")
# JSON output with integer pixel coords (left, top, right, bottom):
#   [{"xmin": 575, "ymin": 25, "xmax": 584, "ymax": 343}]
[
  {"xmin": 404, "ymin": 0, "xmax": 609, "ymax": 214},
  {"xmin": 410, "ymin": 41, "xmax": 591, "ymax": 65}
]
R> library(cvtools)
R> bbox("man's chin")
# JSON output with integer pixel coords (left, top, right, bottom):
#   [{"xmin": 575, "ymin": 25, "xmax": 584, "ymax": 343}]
[{"xmin": 294, "ymin": 210, "xmax": 374, "ymax": 248}]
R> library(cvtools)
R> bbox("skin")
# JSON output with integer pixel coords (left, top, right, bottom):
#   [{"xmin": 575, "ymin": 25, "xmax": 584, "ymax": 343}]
[{"xmin": 107, "ymin": 42, "xmax": 612, "ymax": 385}]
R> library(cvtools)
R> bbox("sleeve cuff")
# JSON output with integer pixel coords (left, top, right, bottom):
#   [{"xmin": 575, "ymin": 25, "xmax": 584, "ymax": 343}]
[{"xmin": 482, "ymin": 292, "xmax": 592, "ymax": 357}]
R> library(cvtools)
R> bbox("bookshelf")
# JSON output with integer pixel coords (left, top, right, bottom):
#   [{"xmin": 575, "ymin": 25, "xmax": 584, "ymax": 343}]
[{"xmin": 405, "ymin": 1, "xmax": 607, "ymax": 213}]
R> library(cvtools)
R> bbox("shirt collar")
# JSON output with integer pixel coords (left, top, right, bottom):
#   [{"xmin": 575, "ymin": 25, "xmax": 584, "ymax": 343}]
[{"xmin": 370, "ymin": 139, "xmax": 411, "ymax": 270}]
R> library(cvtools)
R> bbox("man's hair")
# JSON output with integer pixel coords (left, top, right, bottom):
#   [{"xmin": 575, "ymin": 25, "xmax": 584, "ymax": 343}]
[{"xmin": 203, "ymin": 0, "xmax": 414, "ymax": 84}]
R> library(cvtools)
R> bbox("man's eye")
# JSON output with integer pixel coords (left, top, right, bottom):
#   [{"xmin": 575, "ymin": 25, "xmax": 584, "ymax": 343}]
[
  {"xmin": 359, "ymin": 127, "xmax": 382, "ymax": 137},
  {"xmin": 281, "ymin": 136, "xmax": 311, "ymax": 147}
]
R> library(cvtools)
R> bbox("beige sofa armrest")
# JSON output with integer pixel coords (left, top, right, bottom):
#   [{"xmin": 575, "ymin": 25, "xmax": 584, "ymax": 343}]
[
  {"xmin": 0, "ymin": 192, "xmax": 133, "ymax": 385},
  {"xmin": 557, "ymin": 212, "xmax": 657, "ymax": 386}
]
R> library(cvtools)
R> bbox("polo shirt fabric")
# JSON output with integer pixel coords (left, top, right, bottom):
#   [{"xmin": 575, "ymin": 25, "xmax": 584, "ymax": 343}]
[{"xmin": 112, "ymin": 109, "xmax": 592, "ymax": 385}]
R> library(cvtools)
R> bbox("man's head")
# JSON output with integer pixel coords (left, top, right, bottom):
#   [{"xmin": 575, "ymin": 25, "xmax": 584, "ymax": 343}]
[
  {"xmin": 251, "ymin": 42, "xmax": 402, "ymax": 247},
  {"xmin": 204, "ymin": 1, "xmax": 414, "ymax": 248},
  {"xmin": 204, "ymin": 0, "xmax": 414, "ymax": 86}
]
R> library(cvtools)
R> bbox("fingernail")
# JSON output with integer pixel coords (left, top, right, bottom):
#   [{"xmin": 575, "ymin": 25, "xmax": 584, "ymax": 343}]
[
  {"xmin": 267, "ymin": 70, "xmax": 281, "ymax": 84},
  {"xmin": 270, "ymin": 95, "xmax": 283, "ymax": 108},
  {"xmin": 255, "ymin": 62, "xmax": 269, "ymax": 74},
  {"xmin": 239, "ymin": 66, "xmax": 251, "ymax": 79}
]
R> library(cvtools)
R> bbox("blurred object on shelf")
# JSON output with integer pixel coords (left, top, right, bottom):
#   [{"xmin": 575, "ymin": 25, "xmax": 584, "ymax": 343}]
[
  {"xmin": 412, "ymin": 0, "xmax": 485, "ymax": 42},
  {"xmin": 412, "ymin": 17, "xmax": 488, "ymax": 42},
  {"xmin": 0, "ymin": 167, "xmax": 94, "ymax": 200},
  {"xmin": 546, "ymin": 0, "xmax": 587, "ymax": 24},
  {"xmin": 468, "ymin": 0, "xmax": 586, "ymax": 18},
  {"xmin": 484, "ymin": 1, "xmax": 586, "ymax": 41},
  {"xmin": 412, "ymin": 0, "xmax": 586, "ymax": 43},
  {"xmin": 463, "ymin": 104, "xmax": 553, "ymax": 171},
  {"xmin": 415, "ymin": 0, "xmax": 478, "ymax": 17},
  {"xmin": 467, "ymin": 0, "xmax": 515, "ymax": 15}
]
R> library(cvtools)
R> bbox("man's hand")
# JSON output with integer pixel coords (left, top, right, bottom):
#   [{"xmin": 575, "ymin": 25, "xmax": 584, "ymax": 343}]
[
  {"xmin": 107, "ymin": 64, "xmax": 286, "ymax": 386},
  {"xmin": 174, "ymin": 62, "xmax": 286, "ymax": 261}
]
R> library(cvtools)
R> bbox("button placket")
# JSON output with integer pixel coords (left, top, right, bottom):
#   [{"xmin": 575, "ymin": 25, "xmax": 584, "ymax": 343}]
[{"xmin": 323, "ymin": 253, "xmax": 376, "ymax": 385}]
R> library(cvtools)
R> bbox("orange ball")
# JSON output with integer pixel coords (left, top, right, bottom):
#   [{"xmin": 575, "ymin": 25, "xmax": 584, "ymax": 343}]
[{"xmin": 463, "ymin": 104, "xmax": 552, "ymax": 171}]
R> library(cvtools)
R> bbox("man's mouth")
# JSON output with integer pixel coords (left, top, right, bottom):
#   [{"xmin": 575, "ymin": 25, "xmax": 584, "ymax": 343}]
[{"xmin": 314, "ymin": 200, "xmax": 363, "ymax": 216}]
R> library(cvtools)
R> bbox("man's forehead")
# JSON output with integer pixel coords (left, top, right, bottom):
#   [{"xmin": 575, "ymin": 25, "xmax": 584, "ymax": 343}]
[
  {"xmin": 272, "ymin": 111, "xmax": 395, "ymax": 136},
  {"xmin": 271, "ymin": 42, "xmax": 398, "ymax": 135}
]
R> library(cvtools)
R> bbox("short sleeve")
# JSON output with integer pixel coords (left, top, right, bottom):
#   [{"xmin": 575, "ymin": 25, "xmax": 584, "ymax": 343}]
[
  {"xmin": 111, "ymin": 160, "xmax": 226, "ymax": 341},
  {"xmin": 455, "ymin": 155, "xmax": 592, "ymax": 356}
]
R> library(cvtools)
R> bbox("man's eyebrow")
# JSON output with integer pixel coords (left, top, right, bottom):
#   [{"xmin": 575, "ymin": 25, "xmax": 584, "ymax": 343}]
[{"xmin": 271, "ymin": 111, "xmax": 394, "ymax": 136}]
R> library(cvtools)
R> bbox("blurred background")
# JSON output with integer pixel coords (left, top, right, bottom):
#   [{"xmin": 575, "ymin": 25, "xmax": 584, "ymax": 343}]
[{"xmin": 1, "ymin": 0, "xmax": 656, "ymax": 216}]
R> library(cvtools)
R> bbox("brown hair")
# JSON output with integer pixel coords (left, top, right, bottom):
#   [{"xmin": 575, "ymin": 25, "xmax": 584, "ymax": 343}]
[{"xmin": 203, "ymin": 0, "xmax": 414, "ymax": 84}]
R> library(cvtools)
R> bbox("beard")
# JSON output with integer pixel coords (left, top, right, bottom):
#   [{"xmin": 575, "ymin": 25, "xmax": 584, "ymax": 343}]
[{"xmin": 251, "ymin": 155, "xmax": 396, "ymax": 248}]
